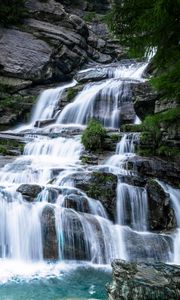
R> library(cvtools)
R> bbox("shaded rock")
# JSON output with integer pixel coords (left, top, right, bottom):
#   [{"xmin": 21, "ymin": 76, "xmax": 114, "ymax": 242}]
[
  {"xmin": 41, "ymin": 205, "xmax": 58, "ymax": 259},
  {"xmin": 72, "ymin": 171, "xmax": 117, "ymax": 221},
  {"xmin": 107, "ymin": 260, "xmax": 180, "ymax": 300},
  {"xmin": 155, "ymin": 99, "xmax": 179, "ymax": 114},
  {"xmin": 63, "ymin": 193, "xmax": 90, "ymax": 213},
  {"xmin": 17, "ymin": 184, "xmax": 43, "ymax": 202},
  {"xmin": 127, "ymin": 156, "xmax": 180, "ymax": 187},
  {"xmin": 132, "ymin": 82, "xmax": 159, "ymax": 120},
  {"xmin": 146, "ymin": 179, "xmax": 177, "ymax": 231}
]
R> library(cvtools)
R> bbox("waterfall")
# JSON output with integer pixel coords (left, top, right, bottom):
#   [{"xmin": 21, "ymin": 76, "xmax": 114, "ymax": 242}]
[
  {"xmin": 31, "ymin": 81, "xmax": 77, "ymax": 125},
  {"xmin": 0, "ymin": 60, "xmax": 178, "ymax": 287},
  {"xmin": 117, "ymin": 183, "xmax": 148, "ymax": 231},
  {"xmin": 158, "ymin": 182, "xmax": 180, "ymax": 264},
  {"xmin": 56, "ymin": 62, "xmax": 147, "ymax": 128}
]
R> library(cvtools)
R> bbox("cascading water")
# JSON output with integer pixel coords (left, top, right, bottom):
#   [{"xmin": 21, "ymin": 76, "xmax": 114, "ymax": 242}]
[
  {"xmin": 0, "ymin": 61, "xmax": 179, "ymax": 298},
  {"xmin": 158, "ymin": 181, "xmax": 180, "ymax": 264}
]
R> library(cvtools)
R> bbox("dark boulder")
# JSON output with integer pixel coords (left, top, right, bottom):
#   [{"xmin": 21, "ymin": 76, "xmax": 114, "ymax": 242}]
[
  {"xmin": 41, "ymin": 205, "xmax": 58, "ymax": 260},
  {"xmin": 127, "ymin": 156, "xmax": 180, "ymax": 187},
  {"xmin": 17, "ymin": 184, "xmax": 43, "ymax": 202},
  {"xmin": 146, "ymin": 179, "xmax": 177, "ymax": 231},
  {"xmin": 107, "ymin": 260, "xmax": 180, "ymax": 300}
]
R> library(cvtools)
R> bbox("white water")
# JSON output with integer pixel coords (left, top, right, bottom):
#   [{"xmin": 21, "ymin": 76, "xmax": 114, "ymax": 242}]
[
  {"xmin": 31, "ymin": 81, "xmax": 77, "ymax": 124},
  {"xmin": 0, "ymin": 60, "xmax": 178, "ymax": 286},
  {"xmin": 57, "ymin": 62, "xmax": 147, "ymax": 128},
  {"xmin": 158, "ymin": 182, "xmax": 180, "ymax": 264}
]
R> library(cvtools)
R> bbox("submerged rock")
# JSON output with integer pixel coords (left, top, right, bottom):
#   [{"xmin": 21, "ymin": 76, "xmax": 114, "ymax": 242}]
[
  {"xmin": 107, "ymin": 260, "xmax": 180, "ymax": 300},
  {"xmin": 41, "ymin": 205, "xmax": 58, "ymax": 260}
]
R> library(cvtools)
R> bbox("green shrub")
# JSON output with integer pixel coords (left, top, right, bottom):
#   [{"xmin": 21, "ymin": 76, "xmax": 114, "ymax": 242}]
[
  {"xmin": 0, "ymin": 0, "xmax": 27, "ymax": 26},
  {"xmin": 81, "ymin": 119, "xmax": 106, "ymax": 151}
]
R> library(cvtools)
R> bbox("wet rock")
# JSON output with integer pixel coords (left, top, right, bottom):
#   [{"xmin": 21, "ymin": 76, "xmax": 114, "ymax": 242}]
[
  {"xmin": 146, "ymin": 179, "xmax": 176, "ymax": 231},
  {"xmin": 75, "ymin": 67, "xmax": 108, "ymax": 83},
  {"xmin": 17, "ymin": 184, "xmax": 43, "ymax": 202},
  {"xmin": 34, "ymin": 118, "xmax": 55, "ymax": 128},
  {"xmin": 80, "ymin": 153, "xmax": 99, "ymax": 165},
  {"xmin": 41, "ymin": 205, "xmax": 58, "ymax": 259},
  {"xmin": 72, "ymin": 171, "xmax": 117, "ymax": 221},
  {"xmin": 107, "ymin": 260, "xmax": 180, "ymax": 300},
  {"xmin": 63, "ymin": 193, "xmax": 90, "ymax": 213},
  {"xmin": 124, "ymin": 227, "xmax": 173, "ymax": 263}
]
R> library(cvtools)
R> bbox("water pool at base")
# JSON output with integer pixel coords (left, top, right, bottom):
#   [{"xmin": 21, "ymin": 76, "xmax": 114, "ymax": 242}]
[{"xmin": 0, "ymin": 263, "xmax": 111, "ymax": 300}]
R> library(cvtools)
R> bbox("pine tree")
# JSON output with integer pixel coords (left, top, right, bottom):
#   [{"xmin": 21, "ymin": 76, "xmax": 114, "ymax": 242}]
[{"xmin": 107, "ymin": 0, "xmax": 180, "ymax": 100}]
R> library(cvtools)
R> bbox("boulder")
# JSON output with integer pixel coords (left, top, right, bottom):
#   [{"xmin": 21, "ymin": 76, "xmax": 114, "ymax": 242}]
[
  {"xmin": 146, "ymin": 179, "xmax": 176, "ymax": 231},
  {"xmin": 132, "ymin": 82, "xmax": 159, "ymax": 120},
  {"xmin": 107, "ymin": 260, "xmax": 180, "ymax": 300},
  {"xmin": 17, "ymin": 184, "xmax": 43, "ymax": 202}
]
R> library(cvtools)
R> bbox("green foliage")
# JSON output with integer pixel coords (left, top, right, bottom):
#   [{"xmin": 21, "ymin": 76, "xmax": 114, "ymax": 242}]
[
  {"xmin": 107, "ymin": 0, "xmax": 180, "ymax": 99},
  {"xmin": 0, "ymin": 0, "xmax": 27, "ymax": 26},
  {"xmin": 138, "ymin": 108, "xmax": 180, "ymax": 158},
  {"xmin": 83, "ymin": 12, "xmax": 97, "ymax": 22},
  {"xmin": 81, "ymin": 119, "xmax": 107, "ymax": 151},
  {"xmin": 66, "ymin": 88, "xmax": 78, "ymax": 102},
  {"xmin": 121, "ymin": 124, "xmax": 143, "ymax": 132}
]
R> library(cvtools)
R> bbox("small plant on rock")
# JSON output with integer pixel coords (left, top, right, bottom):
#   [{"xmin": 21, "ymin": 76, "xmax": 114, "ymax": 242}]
[{"xmin": 81, "ymin": 119, "xmax": 106, "ymax": 152}]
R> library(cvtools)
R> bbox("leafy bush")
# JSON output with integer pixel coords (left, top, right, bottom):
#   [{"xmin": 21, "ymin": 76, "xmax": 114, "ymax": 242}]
[
  {"xmin": 81, "ymin": 119, "xmax": 106, "ymax": 151},
  {"xmin": 0, "ymin": 0, "xmax": 27, "ymax": 26}
]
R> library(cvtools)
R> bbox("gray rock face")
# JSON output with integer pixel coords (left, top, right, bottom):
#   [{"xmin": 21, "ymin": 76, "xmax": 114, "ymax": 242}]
[
  {"xmin": 107, "ymin": 260, "xmax": 180, "ymax": 300},
  {"xmin": 127, "ymin": 156, "xmax": 180, "ymax": 187},
  {"xmin": 0, "ymin": 28, "xmax": 52, "ymax": 81}
]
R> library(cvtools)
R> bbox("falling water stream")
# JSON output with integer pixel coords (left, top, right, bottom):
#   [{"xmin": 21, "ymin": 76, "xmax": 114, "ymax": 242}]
[{"xmin": 0, "ymin": 61, "xmax": 179, "ymax": 299}]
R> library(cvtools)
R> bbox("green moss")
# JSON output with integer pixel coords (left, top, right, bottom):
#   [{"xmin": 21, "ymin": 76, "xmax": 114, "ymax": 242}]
[
  {"xmin": 138, "ymin": 108, "xmax": 180, "ymax": 159},
  {"xmin": 157, "ymin": 145, "xmax": 180, "ymax": 158},
  {"xmin": 0, "ymin": 139, "xmax": 24, "ymax": 155},
  {"xmin": 66, "ymin": 88, "xmax": 78, "ymax": 102},
  {"xmin": 109, "ymin": 133, "xmax": 120, "ymax": 142},
  {"xmin": 81, "ymin": 119, "xmax": 107, "ymax": 152},
  {"xmin": 121, "ymin": 124, "xmax": 143, "ymax": 132},
  {"xmin": 83, "ymin": 12, "xmax": 97, "ymax": 22}
]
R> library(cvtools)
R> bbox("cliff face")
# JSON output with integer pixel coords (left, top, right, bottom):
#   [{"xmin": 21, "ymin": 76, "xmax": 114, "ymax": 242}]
[{"xmin": 0, "ymin": 0, "xmax": 122, "ymax": 128}]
